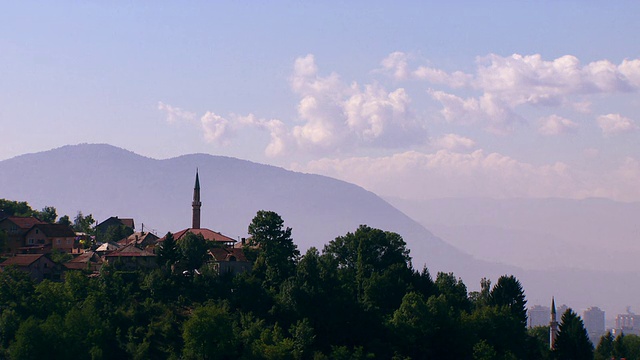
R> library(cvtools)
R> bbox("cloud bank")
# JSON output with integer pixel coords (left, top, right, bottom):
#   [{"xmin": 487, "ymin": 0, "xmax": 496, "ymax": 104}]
[{"xmin": 160, "ymin": 52, "xmax": 640, "ymax": 201}]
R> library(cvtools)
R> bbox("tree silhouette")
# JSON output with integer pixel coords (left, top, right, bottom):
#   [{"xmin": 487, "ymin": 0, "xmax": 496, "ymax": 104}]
[{"xmin": 554, "ymin": 308, "xmax": 593, "ymax": 360}]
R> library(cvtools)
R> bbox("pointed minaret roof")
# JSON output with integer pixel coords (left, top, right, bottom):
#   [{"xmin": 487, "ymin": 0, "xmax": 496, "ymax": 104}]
[
  {"xmin": 194, "ymin": 168, "xmax": 200, "ymax": 192},
  {"xmin": 192, "ymin": 169, "xmax": 202, "ymax": 229},
  {"xmin": 551, "ymin": 296, "xmax": 556, "ymax": 315}
]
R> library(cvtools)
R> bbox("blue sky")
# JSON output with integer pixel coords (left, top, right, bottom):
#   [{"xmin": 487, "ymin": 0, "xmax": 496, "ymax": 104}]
[{"xmin": 2, "ymin": 1, "xmax": 639, "ymax": 201}]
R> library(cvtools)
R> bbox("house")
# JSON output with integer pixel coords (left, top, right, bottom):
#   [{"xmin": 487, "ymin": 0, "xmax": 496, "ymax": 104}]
[
  {"xmin": 208, "ymin": 247, "xmax": 251, "ymax": 275},
  {"xmin": 95, "ymin": 242, "xmax": 121, "ymax": 256},
  {"xmin": 0, "ymin": 216, "xmax": 46, "ymax": 254},
  {"xmin": 0, "ymin": 254, "xmax": 57, "ymax": 281},
  {"xmin": 171, "ymin": 228, "xmax": 237, "ymax": 247},
  {"xmin": 23, "ymin": 223, "xmax": 77, "ymax": 253},
  {"xmin": 95, "ymin": 216, "xmax": 135, "ymax": 236},
  {"xmin": 161, "ymin": 171, "xmax": 237, "ymax": 248},
  {"xmin": 117, "ymin": 231, "xmax": 159, "ymax": 250},
  {"xmin": 64, "ymin": 250, "xmax": 103, "ymax": 272},
  {"xmin": 104, "ymin": 243, "xmax": 157, "ymax": 271}
]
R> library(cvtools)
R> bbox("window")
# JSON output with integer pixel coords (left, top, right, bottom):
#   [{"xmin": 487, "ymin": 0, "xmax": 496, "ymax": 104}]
[
  {"xmin": 28, "ymin": 238, "xmax": 34, "ymax": 245},
  {"xmin": 56, "ymin": 239, "xmax": 61, "ymax": 245}
]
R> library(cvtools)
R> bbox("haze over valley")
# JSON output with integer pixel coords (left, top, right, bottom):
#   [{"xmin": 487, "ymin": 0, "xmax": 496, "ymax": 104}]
[{"xmin": 1, "ymin": 1, "xmax": 639, "ymax": 332}]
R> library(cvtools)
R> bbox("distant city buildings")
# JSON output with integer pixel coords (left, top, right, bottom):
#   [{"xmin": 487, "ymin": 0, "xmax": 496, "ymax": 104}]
[
  {"xmin": 528, "ymin": 305, "xmax": 550, "ymax": 328},
  {"xmin": 612, "ymin": 309, "xmax": 640, "ymax": 336},
  {"xmin": 583, "ymin": 307, "xmax": 605, "ymax": 344}
]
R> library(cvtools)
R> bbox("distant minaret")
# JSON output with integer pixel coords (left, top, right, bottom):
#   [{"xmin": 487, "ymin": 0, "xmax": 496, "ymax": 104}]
[
  {"xmin": 192, "ymin": 170, "xmax": 201, "ymax": 229},
  {"xmin": 550, "ymin": 297, "xmax": 559, "ymax": 350}
]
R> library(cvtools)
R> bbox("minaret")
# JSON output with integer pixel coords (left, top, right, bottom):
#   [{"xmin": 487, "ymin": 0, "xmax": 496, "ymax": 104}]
[
  {"xmin": 192, "ymin": 170, "xmax": 201, "ymax": 229},
  {"xmin": 550, "ymin": 297, "xmax": 558, "ymax": 350}
]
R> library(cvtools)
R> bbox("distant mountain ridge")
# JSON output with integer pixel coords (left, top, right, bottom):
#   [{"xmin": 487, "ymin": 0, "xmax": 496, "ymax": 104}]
[
  {"xmin": 3, "ymin": 144, "xmax": 640, "ymax": 315},
  {"xmin": 0, "ymin": 144, "xmax": 482, "ymax": 276}
]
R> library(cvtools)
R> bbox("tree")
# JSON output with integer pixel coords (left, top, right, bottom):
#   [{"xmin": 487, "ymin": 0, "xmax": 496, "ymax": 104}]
[
  {"xmin": 594, "ymin": 331, "xmax": 613, "ymax": 360},
  {"xmin": 57, "ymin": 215, "xmax": 72, "ymax": 227},
  {"xmin": 0, "ymin": 199, "xmax": 34, "ymax": 217},
  {"xmin": 35, "ymin": 206, "xmax": 57, "ymax": 223},
  {"xmin": 73, "ymin": 211, "xmax": 95, "ymax": 234},
  {"xmin": 553, "ymin": 308, "xmax": 593, "ymax": 360},
  {"xmin": 101, "ymin": 224, "xmax": 133, "ymax": 243},
  {"xmin": 179, "ymin": 232, "xmax": 208, "ymax": 272},
  {"xmin": 488, "ymin": 275, "xmax": 527, "ymax": 329},
  {"xmin": 248, "ymin": 210, "xmax": 299, "ymax": 287},
  {"xmin": 157, "ymin": 232, "xmax": 181, "ymax": 271},
  {"xmin": 182, "ymin": 302, "xmax": 237, "ymax": 359}
]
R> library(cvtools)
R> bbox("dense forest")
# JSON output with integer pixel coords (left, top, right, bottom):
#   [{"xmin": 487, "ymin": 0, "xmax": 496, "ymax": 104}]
[{"xmin": 0, "ymin": 200, "xmax": 628, "ymax": 359}]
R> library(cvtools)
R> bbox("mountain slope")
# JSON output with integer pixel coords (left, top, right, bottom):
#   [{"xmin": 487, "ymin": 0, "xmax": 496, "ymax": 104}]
[
  {"xmin": 0, "ymin": 144, "xmax": 485, "ymax": 277},
  {"xmin": 4, "ymin": 144, "xmax": 640, "ymax": 315}
]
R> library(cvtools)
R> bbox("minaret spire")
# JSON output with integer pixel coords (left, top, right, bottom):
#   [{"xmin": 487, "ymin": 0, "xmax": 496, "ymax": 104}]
[
  {"xmin": 550, "ymin": 296, "xmax": 558, "ymax": 350},
  {"xmin": 192, "ymin": 169, "xmax": 201, "ymax": 229}
]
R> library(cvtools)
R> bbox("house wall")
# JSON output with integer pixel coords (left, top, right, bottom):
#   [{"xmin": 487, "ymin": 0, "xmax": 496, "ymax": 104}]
[{"xmin": 0, "ymin": 221, "xmax": 26, "ymax": 254}]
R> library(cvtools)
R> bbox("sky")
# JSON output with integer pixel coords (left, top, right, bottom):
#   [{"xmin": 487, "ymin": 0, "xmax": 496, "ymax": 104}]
[{"xmin": 2, "ymin": 1, "xmax": 640, "ymax": 202}]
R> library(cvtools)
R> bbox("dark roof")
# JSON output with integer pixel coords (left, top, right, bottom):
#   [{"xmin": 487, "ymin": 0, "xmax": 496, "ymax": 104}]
[
  {"xmin": 171, "ymin": 228, "xmax": 236, "ymax": 243},
  {"xmin": 96, "ymin": 216, "xmax": 135, "ymax": 229},
  {"xmin": 209, "ymin": 247, "xmax": 248, "ymax": 262},
  {"xmin": 2, "ymin": 216, "xmax": 45, "ymax": 230},
  {"xmin": 31, "ymin": 223, "xmax": 76, "ymax": 237},
  {"xmin": 105, "ymin": 244, "xmax": 156, "ymax": 258},
  {"xmin": 118, "ymin": 232, "xmax": 159, "ymax": 246},
  {"xmin": 64, "ymin": 251, "xmax": 103, "ymax": 270},
  {"xmin": 68, "ymin": 251, "xmax": 103, "ymax": 264},
  {"xmin": 0, "ymin": 254, "xmax": 47, "ymax": 267}
]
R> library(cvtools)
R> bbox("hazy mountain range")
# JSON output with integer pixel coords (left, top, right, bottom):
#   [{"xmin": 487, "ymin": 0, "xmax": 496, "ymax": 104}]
[
  {"xmin": 387, "ymin": 197, "xmax": 640, "ymax": 273},
  {"xmin": 1, "ymin": 144, "xmax": 638, "ymax": 317}
]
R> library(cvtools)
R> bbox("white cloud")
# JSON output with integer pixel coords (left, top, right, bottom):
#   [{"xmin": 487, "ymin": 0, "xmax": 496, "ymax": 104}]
[
  {"xmin": 597, "ymin": 113, "xmax": 638, "ymax": 136},
  {"xmin": 380, "ymin": 51, "xmax": 410, "ymax": 80},
  {"xmin": 432, "ymin": 134, "xmax": 476, "ymax": 151},
  {"xmin": 200, "ymin": 112, "xmax": 230, "ymax": 143},
  {"xmin": 384, "ymin": 53, "xmax": 640, "ymax": 134},
  {"xmin": 234, "ymin": 114, "xmax": 290, "ymax": 157},
  {"xmin": 538, "ymin": 115, "xmax": 579, "ymax": 136},
  {"xmin": 158, "ymin": 101, "xmax": 196, "ymax": 124},
  {"xmin": 292, "ymin": 150, "xmax": 640, "ymax": 201},
  {"xmin": 291, "ymin": 54, "xmax": 427, "ymax": 151}
]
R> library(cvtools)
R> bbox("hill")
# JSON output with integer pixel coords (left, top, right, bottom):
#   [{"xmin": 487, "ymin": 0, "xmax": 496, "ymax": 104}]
[
  {"xmin": 0, "ymin": 144, "xmax": 488, "ymax": 278},
  {"xmin": 2, "ymin": 144, "xmax": 640, "ymax": 316}
]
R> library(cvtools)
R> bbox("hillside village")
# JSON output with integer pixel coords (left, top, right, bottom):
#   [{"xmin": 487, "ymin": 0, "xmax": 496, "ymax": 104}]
[
  {"xmin": 0, "ymin": 171, "xmax": 251, "ymax": 281},
  {"xmin": 0, "ymin": 171, "xmax": 630, "ymax": 359}
]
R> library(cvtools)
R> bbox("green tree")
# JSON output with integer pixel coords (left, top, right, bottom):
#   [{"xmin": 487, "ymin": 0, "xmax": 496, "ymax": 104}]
[
  {"xmin": 73, "ymin": 211, "xmax": 95, "ymax": 234},
  {"xmin": 157, "ymin": 232, "xmax": 181, "ymax": 270},
  {"xmin": 0, "ymin": 199, "xmax": 34, "ymax": 217},
  {"xmin": 489, "ymin": 275, "xmax": 527, "ymax": 329},
  {"xmin": 553, "ymin": 308, "xmax": 593, "ymax": 360},
  {"xmin": 613, "ymin": 333, "xmax": 627, "ymax": 360},
  {"xmin": 594, "ymin": 331, "xmax": 613, "ymax": 360},
  {"xmin": 9, "ymin": 317, "xmax": 48, "ymax": 359},
  {"xmin": 434, "ymin": 272, "xmax": 471, "ymax": 312},
  {"xmin": 248, "ymin": 210, "xmax": 300, "ymax": 287},
  {"xmin": 100, "ymin": 224, "xmax": 133, "ymax": 243},
  {"xmin": 182, "ymin": 302, "xmax": 237, "ymax": 359},
  {"xmin": 179, "ymin": 232, "xmax": 208, "ymax": 272},
  {"xmin": 35, "ymin": 206, "xmax": 57, "ymax": 223},
  {"xmin": 57, "ymin": 215, "xmax": 72, "ymax": 227}
]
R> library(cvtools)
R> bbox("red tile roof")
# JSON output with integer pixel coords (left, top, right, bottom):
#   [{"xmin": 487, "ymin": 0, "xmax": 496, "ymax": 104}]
[
  {"xmin": 4, "ymin": 216, "xmax": 45, "ymax": 230},
  {"xmin": 31, "ymin": 224, "xmax": 76, "ymax": 237},
  {"xmin": 171, "ymin": 228, "xmax": 236, "ymax": 243},
  {"xmin": 64, "ymin": 251, "xmax": 103, "ymax": 270},
  {"xmin": 105, "ymin": 244, "xmax": 156, "ymax": 258},
  {"xmin": 0, "ymin": 254, "xmax": 46, "ymax": 267},
  {"xmin": 209, "ymin": 247, "xmax": 248, "ymax": 262}
]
